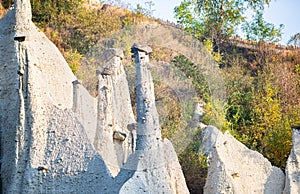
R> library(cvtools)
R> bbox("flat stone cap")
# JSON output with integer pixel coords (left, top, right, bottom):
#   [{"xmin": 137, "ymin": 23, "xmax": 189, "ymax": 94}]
[
  {"xmin": 99, "ymin": 48, "xmax": 124, "ymax": 63},
  {"xmin": 131, "ymin": 43, "xmax": 153, "ymax": 54}
]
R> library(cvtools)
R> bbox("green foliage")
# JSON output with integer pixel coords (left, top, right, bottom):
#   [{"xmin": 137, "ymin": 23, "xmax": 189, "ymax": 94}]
[
  {"xmin": 194, "ymin": 0, "xmax": 245, "ymax": 40},
  {"xmin": 222, "ymin": 56, "xmax": 300, "ymax": 170},
  {"xmin": 64, "ymin": 49, "xmax": 83, "ymax": 74},
  {"xmin": 171, "ymin": 55, "xmax": 210, "ymax": 101},
  {"xmin": 242, "ymin": 12, "xmax": 283, "ymax": 43},
  {"xmin": 171, "ymin": 54, "xmax": 227, "ymax": 129},
  {"xmin": 31, "ymin": 0, "xmax": 82, "ymax": 25},
  {"xmin": 223, "ymin": 63, "xmax": 254, "ymax": 132},
  {"xmin": 243, "ymin": 76, "xmax": 292, "ymax": 169},
  {"xmin": 174, "ymin": 0, "xmax": 279, "ymax": 45},
  {"xmin": 203, "ymin": 39, "xmax": 223, "ymax": 64},
  {"xmin": 174, "ymin": 0, "xmax": 203, "ymax": 39},
  {"xmin": 202, "ymin": 98, "xmax": 227, "ymax": 130}
]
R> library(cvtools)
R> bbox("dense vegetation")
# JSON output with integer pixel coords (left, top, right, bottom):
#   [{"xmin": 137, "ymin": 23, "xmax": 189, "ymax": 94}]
[
  {"xmin": 173, "ymin": 1, "xmax": 300, "ymax": 192},
  {"xmin": 1, "ymin": 0, "xmax": 300, "ymax": 193},
  {"xmin": 174, "ymin": 0, "xmax": 283, "ymax": 44}
]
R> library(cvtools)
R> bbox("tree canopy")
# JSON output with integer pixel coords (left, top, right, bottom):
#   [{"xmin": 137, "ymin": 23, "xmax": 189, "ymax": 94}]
[{"xmin": 174, "ymin": 0, "xmax": 283, "ymax": 44}]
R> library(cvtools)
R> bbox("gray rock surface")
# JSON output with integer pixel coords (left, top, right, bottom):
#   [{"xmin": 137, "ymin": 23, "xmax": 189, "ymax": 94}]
[
  {"xmin": 201, "ymin": 126, "xmax": 223, "ymax": 156},
  {"xmin": 203, "ymin": 127, "xmax": 285, "ymax": 194},
  {"xmin": 94, "ymin": 48, "xmax": 135, "ymax": 176},
  {"xmin": 163, "ymin": 139, "xmax": 190, "ymax": 194},
  {"xmin": 134, "ymin": 43, "xmax": 161, "ymax": 151},
  {"xmin": 14, "ymin": 0, "xmax": 31, "ymax": 38},
  {"xmin": 284, "ymin": 128, "xmax": 300, "ymax": 194},
  {"xmin": 72, "ymin": 80, "xmax": 97, "ymax": 143}
]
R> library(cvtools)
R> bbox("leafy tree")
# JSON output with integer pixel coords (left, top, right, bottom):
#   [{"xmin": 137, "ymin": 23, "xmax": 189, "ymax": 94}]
[
  {"xmin": 173, "ymin": 0, "xmax": 203, "ymax": 39},
  {"xmin": 174, "ymin": 0, "xmax": 281, "ymax": 44},
  {"xmin": 242, "ymin": 12, "xmax": 283, "ymax": 43},
  {"xmin": 171, "ymin": 55, "xmax": 210, "ymax": 101},
  {"xmin": 245, "ymin": 72, "xmax": 291, "ymax": 169}
]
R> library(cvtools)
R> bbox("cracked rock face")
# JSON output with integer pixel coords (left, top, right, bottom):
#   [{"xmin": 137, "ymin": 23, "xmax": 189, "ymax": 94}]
[
  {"xmin": 203, "ymin": 126, "xmax": 285, "ymax": 194},
  {"xmin": 284, "ymin": 128, "xmax": 300, "ymax": 194}
]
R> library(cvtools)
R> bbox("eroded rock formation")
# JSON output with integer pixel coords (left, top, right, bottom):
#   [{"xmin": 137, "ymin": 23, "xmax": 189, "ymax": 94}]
[
  {"xmin": 0, "ymin": 0, "xmax": 113, "ymax": 193},
  {"xmin": 113, "ymin": 43, "xmax": 189, "ymax": 194},
  {"xmin": 202, "ymin": 126, "xmax": 285, "ymax": 194},
  {"xmin": 0, "ymin": 1, "xmax": 189, "ymax": 192},
  {"xmin": 3, "ymin": 0, "xmax": 298, "ymax": 193},
  {"xmin": 94, "ymin": 48, "xmax": 135, "ymax": 176},
  {"xmin": 284, "ymin": 127, "xmax": 300, "ymax": 193}
]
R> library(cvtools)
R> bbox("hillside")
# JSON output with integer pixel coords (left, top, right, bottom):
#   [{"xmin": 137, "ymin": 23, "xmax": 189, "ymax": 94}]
[{"xmin": 1, "ymin": 1, "xmax": 300, "ymax": 193}]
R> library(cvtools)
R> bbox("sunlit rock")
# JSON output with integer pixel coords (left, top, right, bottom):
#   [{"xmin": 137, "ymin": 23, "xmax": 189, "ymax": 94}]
[
  {"xmin": 203, "ymin": 126, "xmax": 285, "ymax": 194},
  {"xmin": 94, "ymin": 48, "xmax": 135, "ymax": 176}
]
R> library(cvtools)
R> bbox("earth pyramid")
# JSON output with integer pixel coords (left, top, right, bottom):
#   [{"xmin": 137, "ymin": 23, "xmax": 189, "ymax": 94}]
[{"xmin": 0, "ymin": 0, "xmax": 189, "ymax": 193}]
